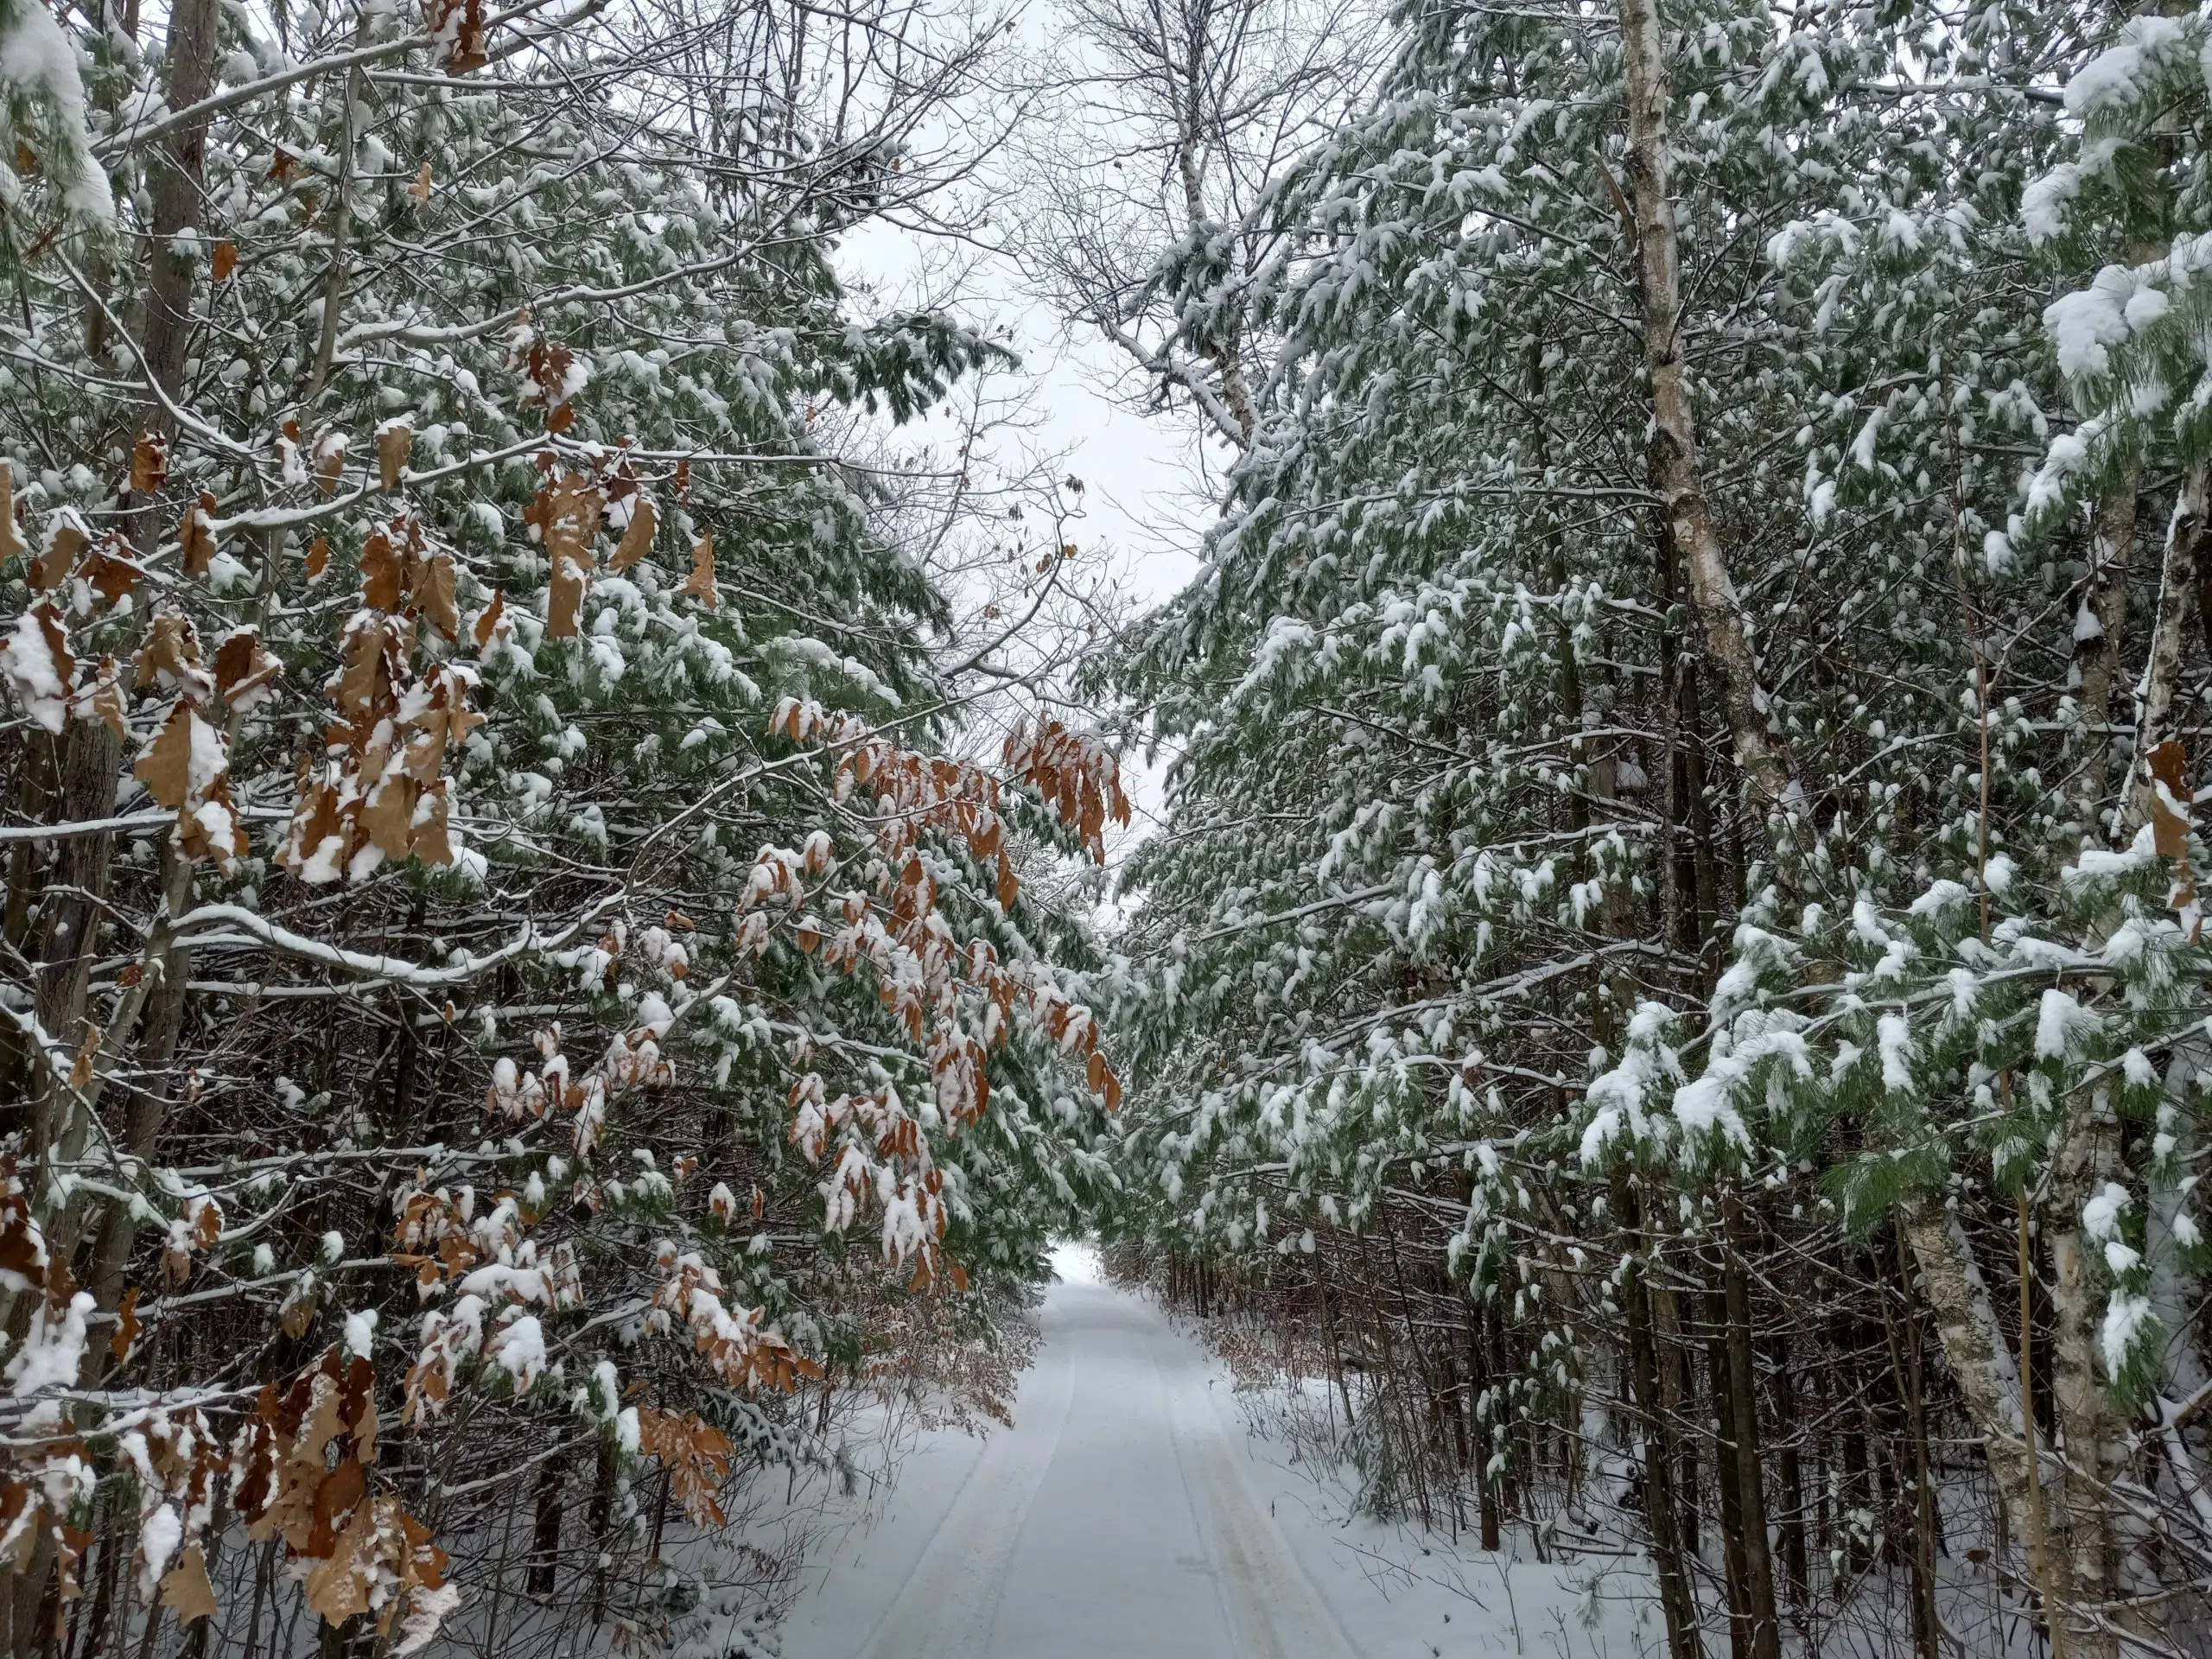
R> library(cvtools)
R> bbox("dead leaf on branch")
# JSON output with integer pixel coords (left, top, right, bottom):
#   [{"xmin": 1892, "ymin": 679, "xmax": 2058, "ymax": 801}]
[
  {"xmin": 177, "ymin": 492, "xmax": 218, "ymax": 577},
  {"xmin": 67, "ymin": 1025, "xmax": 99, "ymax": 1090},
  {"xmin": 211, "ymin": 241, "xmax": 238, "ymax": 281},
  {"xmin": 378, "ymin": 422, "xmax": 412, "ymax": 492},
  {"xmin": 681, "ymin": 534, "xmax": 717, "ymax": 608},
  {"xmin": 607, "ymin": 496, "xmax": 655, "ymax": 571},
  {"xmin": 134, "ymin": 610, "xmax": 211, "ymax": 699},
  {"xmin": 110, "ymin": 1286, "xmax": 141, "ymax": 1362},
  {"xmin": 159, "ymin": 1545, "xmax": 217, "ymax": 1626},
  {"xmin": 634, "ymin": 1406, "xmax": 736, "ymax": 1526},
  {"xmin": 29, "ymin": 513, "xmax": 86, "ymax": 591},
  {"xmin": 213, "ymin": 627, "xmax": 281, "ymax": 714},
  {"xmin": 427, "ymin": 0, "xmax": 488, "ymax": 73},
  {"xmin": 473, "ymin": 588, "xmax": 508, "ymax": 651},
  {"xmin": 130, "ymin": 432, "xmax": 168, "ymax": 493},
  {"xmin": 134, "ymin": 702, "xmax": 199, "ymax": 810}
]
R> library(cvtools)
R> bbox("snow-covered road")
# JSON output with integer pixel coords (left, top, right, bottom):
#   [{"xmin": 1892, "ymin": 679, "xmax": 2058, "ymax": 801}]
[{"xmin": 779, "ymin": 1268, "xmax": 1362, "ymax": 1659}]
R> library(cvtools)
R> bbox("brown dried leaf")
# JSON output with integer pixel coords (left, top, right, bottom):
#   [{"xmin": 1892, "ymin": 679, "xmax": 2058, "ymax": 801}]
[
  {"xmin": 680, "ymin": 534, "xmax": 717, "ymax": 609},
  {"xmin": 159, "ymin": 1545, "xmax": 217, "ymax": 1627},
  {"xmin": 211, "ymin": 241, "xmax": 238, "ymax": 281},
  {"xmin": 213, "ymin": 628, "xmax": 277, "ymax": 706},
  {"xmin": 635, "ymin": 1406, "xmax": 735, "ymax": 1526},
  {"xmin": 335, "ymin": 623, "xmax": 394, "ymax": 724},
  {"xmin": 409, "ymin": 162, "xmax": 432, "ymax": 201},
  {"xmin": 418, "ymin": 553, "xmax": 459, "ymax": 640},
  {"xmin": 134, "ymin": 612, "xmax": 207, "ymax": 697},
  {"xmin": 378, "ymin": 423, "xmax": 412, "ymax": 493},
  {"xmin": 472, "ymin": 588, "xmax": 506, "ymax": 651},
  {"xmin": 111, "ymin": 1286, "xmax": 141, "ymax": 1362},
  {"xmin": 67, "ymin": 1025, "xmax": 99, "ymax": 1090},
  {"xmin": 359, "ymin": 775, "xmax": 416, "ymax": 860},
  {"xmin": 305, "ymin": 536, "xmax": 331, "ymax": 580},
  {"xmin": 607, "ymin": 496, "xmax": 656, "ymax": 572},
  {"xmin": 81, "ymin": 541, "xmax": 139, "ymax": 605},
  {"xmin": 315, "ymin": 435, "xmax": 346, "ymax": 499},
  {"xmin": 130, "ymin": 432, "xmax": 168, "ymax": 493},
  {"xmin": 411, "ymin": 779, "xmax": 454, "ymax": 866},
  {"xmin": 360, "ymin": 528, "xmax": 402, "ymax": 612},
  {"xmin": 23, "ymin": 601, "xmax": 74, "ymax": 702},
  {"xmin": 303, "ymin": 1501, "xmax": 377, "ymax": 1624},
  {"xmin": 178, "ymin": 493, "xmax": 218, "ymax": 578},
  {"xmin": 83, "ymin": 659, "xmax": 125, "ymax": 740},
  {"xmin": 428, "ymin": 0, "xmax": 488, "ymax": 73},
  {"xmin": 541, "ymin": 472, "xmax": 601, "ymax": 567},
  {"xmin": 134, "ymin": 702, "xmax": 196, "ymax": 810},
  {"xmin": 29, "ymin": 519, "xmax": 86, "ymax": 591},
  {"xmin": 0, "ymin": 462, "xmax": 22, "ymax": 563},
  {"xmin": 548, "ymin": 557, "xmax": 586, "ymax": 639}
]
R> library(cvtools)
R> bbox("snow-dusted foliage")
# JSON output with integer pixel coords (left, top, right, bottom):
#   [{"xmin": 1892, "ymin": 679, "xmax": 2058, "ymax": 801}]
[
  {"xmin": 0, "ymin": 0, "xmax": 1127, "ymax": 1650},
  {"xmin": 1091, "ymin": 0, "xmax": 2212, "ymax": 1649}
]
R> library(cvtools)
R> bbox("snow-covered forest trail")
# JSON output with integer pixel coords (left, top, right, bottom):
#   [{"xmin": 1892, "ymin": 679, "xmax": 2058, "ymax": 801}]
[{"xmin": 780, "ymin": 1268, "xmax": 1363, "ymax": 1659}]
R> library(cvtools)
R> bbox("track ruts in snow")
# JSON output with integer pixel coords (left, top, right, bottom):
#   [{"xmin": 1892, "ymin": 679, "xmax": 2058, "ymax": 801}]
[{"xmin": 791, "ymin": 1275, "xmax": 1359, "ymax": 1658}]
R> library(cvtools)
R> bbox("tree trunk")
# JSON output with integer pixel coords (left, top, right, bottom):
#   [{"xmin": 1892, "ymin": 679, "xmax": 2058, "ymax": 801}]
[
  {"xmin": 2073, "ymin": 484, "xmax": 2135, "ymax": 848},
  {"xmin": 1614, "ymin": 0, "xmax": 1792, "ymax": 811},
  {"xmin": 1720, "ymin": 1192, "xmax": 1782, "ymax": 1659},
  {"xmin": 2048, "ymin": 1084, "xmax": 2123, "ymax": 1659},
  {"xmin": 1617, "ymin": 1167, "xmax": 1707, "ymax": 1659}
]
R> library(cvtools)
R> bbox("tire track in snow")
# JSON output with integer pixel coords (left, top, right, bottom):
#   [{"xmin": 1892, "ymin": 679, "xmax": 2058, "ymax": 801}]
[
  {"xmin": 848, "ymin": 1322, "xmax": 1080, "ymax": 1659},
  {"xmin": 1158, "ymin": 1317, "xmax": 1361, "ymax": 1659}
]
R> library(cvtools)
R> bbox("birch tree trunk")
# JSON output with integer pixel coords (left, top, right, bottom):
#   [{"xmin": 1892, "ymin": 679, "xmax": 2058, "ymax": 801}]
[
  {"xmin": 1899, "ymin": 1201, "xmax": 2076, "ymax": 1627},
  {"xmin": 2073, "ymin": 485, "xmax": 2136, "ymax": 848},
  {"xmin": 2131, "ymin": 463, "xmax": 2208, "ymax": 828},
  {"xmin": 2048, "ymin": 1084, "xmax": 2124, "ymax": 1659},
  {"xmin": 1614, "ymin": 0, "xmax": 1793, "ymax": 814}
]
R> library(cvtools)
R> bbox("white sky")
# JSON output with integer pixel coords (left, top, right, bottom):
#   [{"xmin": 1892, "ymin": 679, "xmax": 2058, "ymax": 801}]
[{"xmin": 835, "ymin": 190, "xmax": 1217, "ymax": 863}]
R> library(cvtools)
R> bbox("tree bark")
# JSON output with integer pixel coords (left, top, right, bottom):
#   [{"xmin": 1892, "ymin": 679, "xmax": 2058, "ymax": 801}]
[
  {"xmin": 1616, "ymin": 1167, "xmax": 1706, "ymax": 1659},
  {"xmin": 2073, "ymin": 484, "xmax": 2135, "ymax": 848},
  {"xmin": 1614, "ymin": 0, "xmax": 1793, "ymax": 813},
  {"xmin": 1721, "ymin": 1192, "xmax": 1782, "ymax": 1659},
  {"xmin": 2047, "ymin": 1084, "xmax": 2123, "ymax": 1659}
]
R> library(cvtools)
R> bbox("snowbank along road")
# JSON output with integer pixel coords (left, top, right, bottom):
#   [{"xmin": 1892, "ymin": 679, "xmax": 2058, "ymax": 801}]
[{"xmin": 782, "ymin": 1270, "xmax": 1363, "ymax": 1659}]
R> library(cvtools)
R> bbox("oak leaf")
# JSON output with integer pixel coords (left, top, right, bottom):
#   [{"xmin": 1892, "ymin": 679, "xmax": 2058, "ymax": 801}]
[
  {"xmin": 418, "ymin": 553, "xmax": 460, "ymax": 640},
  {"xmin": 158, "ymin": 1545, "xmax": 217, "ymax": 1626},
  {"xmin": 134, "ymin": 702, "xmax": 199, "ymax": 809},
  {"xmin": 472, "ymin": 588, "xmax": 507, "ymax": 651},
  {"xmin": 681, "ymin": 534, "xmax": 717, "ymax": 608},
  {"xmin": 214, "ymin": 628, "xmax": 280, "ymax": 712},
  {"xmin": 80, "ymin": 658, "xmax": 125, "ymax": 740},
  {"xmin": 67, "ymin": 1025, "xmax": 99, "ymax": 1090},
  {"xmin": 29, "ymin": 517, "xmax": 86, "ymax": 591},
  {"xmin": 0, "ymin": 462, "xmax": 22, "ymax": 563},
  {"xmin": 211, "ymin": 241, "xmax": 237, "ymax": 281},
  {"xmin": 177, "ymin": 493, "xmax": 218, "ymax": 577},
  {"xmin": 360, "ymin": 527, "xmax": 403, "ymax": 612},
  {"xmin": 130, "ymin": 432, "xmax": 168, "ymax": 493},
  {"xmin": 607, "ymin": 496, "xmax": 656, "ymax": 571},
  {"xmin": 111, "ymin": 1286, "xmax": 141, "ymax": 1362},
  {"xmin": 378, "ymin": 423, "xmax": 412, "ymax": 492}
]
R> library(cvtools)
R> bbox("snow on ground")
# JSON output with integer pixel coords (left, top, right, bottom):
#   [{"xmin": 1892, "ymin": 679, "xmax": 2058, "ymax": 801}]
[{"xmin": 778, "ymin": 1247, "xmax": 1654, "ymax": 1659}]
